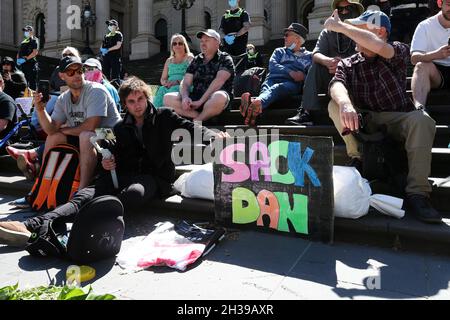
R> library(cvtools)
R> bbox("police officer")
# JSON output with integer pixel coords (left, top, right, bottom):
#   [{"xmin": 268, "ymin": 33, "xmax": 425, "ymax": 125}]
[
  {"xmin": 219, "ymin": 0, "xmax": 251, "ymax": 56},
  {"xmin": 17, "ymin": 25, "xmax": 39, "ymax": 90},
  {"xmin": 101, "ymin": 19, "xmax": 123, "ymax": 81}
]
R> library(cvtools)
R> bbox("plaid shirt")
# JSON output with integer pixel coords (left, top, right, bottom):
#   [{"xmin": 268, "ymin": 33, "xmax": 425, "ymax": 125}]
[{"xmin": 329, "ymin": 41, "xmax": 415, "ymax": 112}]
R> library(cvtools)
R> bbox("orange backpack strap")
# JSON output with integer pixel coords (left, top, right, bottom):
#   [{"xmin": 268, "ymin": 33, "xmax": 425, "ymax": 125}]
[
  {"xmin": 70, "ymin": 166, "xmax": 81, "ymax": 199},
  {"xmin": 31, "ymin": 151, "xmax": 60, "ymax": 211},
  {"xmin": 46, "ymin": 153, "xmax": 74, "ymax": 210}
]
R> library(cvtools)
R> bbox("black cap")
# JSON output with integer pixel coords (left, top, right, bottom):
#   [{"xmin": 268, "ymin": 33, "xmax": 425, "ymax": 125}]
[
  {"xmin": 284, "ymin": 23, "xmax": 308, "ymax": 40},
  {"xmin": 2, "ymin": 56, "xmax": 15, "ymax": 65},
  {"xmin": 59, "ymin": 56, "xmax": 83, "ymax": 72},
  {"xmin": 105, "ymin": 19, "xmax": 119, "ymax": 27},
  {"xmin": 23, "ymin": 25, "xmax": 34, "ymax": 32}
]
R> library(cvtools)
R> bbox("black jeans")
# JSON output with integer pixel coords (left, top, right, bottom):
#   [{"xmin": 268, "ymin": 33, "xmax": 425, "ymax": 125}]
[
  {"xmin": 24, "ymin": 173, "xmax": 159, "ymax": 232},
  {"xmin": 102, "ymin": 54, "xmax": 121, "ymax": 81},
  {"xmin": 20, "ymin": 60, "xmax": 38, "ymax": 90}
]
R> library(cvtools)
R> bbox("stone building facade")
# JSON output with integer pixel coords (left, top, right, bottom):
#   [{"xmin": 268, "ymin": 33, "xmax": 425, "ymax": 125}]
[{"xmin": 0, "ymin": 0, "xmax": 332, "ymax": 60}]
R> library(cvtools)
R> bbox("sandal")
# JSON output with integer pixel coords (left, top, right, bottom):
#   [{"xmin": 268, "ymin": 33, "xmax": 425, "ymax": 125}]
[
  {"xmin": 239, "ymin": 92, "xmax": 252, "ymax": 118},
  {"xmin": 245, "ymin": 102, "xmax": 262, "ymax": 127}
]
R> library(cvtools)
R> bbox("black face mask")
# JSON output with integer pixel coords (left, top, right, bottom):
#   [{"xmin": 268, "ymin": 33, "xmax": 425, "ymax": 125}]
[{"xmin": 339, "ymin": 6, "xmax": 359, "ymax": 21}]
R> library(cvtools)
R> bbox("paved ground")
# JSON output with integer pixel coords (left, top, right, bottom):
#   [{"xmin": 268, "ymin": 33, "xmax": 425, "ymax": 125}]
[{"xmin": 1, "ymin": 193, "xmax": 450, "ymax": 301}]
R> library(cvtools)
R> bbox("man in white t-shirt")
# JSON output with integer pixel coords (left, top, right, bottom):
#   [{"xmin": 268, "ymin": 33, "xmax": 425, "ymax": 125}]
[
  {"xmin": 410, "ymin": 0, "xmax": 450, "ymax": 109},
  {"xmin": 34, "ymin": 56, "xmax": 122, "ymax": 189}
]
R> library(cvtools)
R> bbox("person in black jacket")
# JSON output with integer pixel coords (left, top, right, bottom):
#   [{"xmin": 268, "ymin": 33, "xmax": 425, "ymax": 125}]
[
  {"xmin": 1, "ymin": 57, "xmax": 27, "ymax": 99},
  {"xmin": 101, "ymin": 19, "xmax": 123, "ymax": 81},
  {"xmin": 0, "ymin": 76, "xmax": 228, "ymax": 247},
  {"xmin": 17, "ymin": 25, "xmax": 39, "ymax": 90}
]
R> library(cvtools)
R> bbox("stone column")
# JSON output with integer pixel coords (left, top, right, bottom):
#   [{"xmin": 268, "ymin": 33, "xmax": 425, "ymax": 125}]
[
  {"xmin": 271, "ymin": 0, "xmax": 287, "ymax": 39},
  {"xmin": 186, "ymin": 0, "xmax": 205, "ymax": 51},
  {"xmin": 43, "ymin": 0, "xmax": 60, "ymax": 57},
  {"xmin": 0, "ymin": 0, "xmax": 15, "ymax": 50},
  {"xmin": 246, "ymin": 0, "xmax": 265, "ymax": 46},
  {"xmin": 308, "ymin": 0, "xmax": 331, "ymax": 40},
  {"xmin": 14, "ymin": 0, "xmax": 23, "ymax": 47},
  {"xmin": 95, "ymin": 0, "xmax": 110, "ymax": 49},
  {"xmin": 130, "ymin": 0, "xmax": 160, "ymax": 60},
  {"xmin": 59, "ymin": 0, "xmax": 84, "ymax": 48}
]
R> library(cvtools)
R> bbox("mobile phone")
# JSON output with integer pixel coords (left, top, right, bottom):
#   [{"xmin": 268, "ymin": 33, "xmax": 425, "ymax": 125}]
[
  {"xmin": 38, "ymin": 80, "xmax": 50, "ymax": 103},
  {"xmin": 448, "ymin": 36, "xmax": 450, "ymax": 46}
]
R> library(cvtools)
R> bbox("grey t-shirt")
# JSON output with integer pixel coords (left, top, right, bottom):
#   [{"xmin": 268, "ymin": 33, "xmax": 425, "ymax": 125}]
[
  {"xmin": 51, "ymin": 81, "xmax": 121, "ymax": 128},
  {"xmin": 313, "ymin": 29, "xmax": 357, "ymax": 59}
]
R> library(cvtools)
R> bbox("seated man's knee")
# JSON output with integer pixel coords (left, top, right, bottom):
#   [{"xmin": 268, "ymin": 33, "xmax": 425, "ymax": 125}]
[
  {"xmin": 121, "ymin": 184, "xmax": 146, "ymax": 210},
  {"xmin": 79, "ymin": 131, "xmax": 96, "ymax": 149},
  {"xmin": 46, "ymin": 132, "xmax": 66, "ymax": 145},
  {"xmin": 210, "ymin": 91, "xmax": 229, "ymax": 108},
  {"xmin": 163, "ymin": 92, "xmax": 181, "ymax": 107},
  {"xmin": 414, "ymin": 62, "xmax": 435, "ymax": 77}
]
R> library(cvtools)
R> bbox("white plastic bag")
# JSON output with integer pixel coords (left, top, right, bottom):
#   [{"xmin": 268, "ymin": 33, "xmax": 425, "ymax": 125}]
[
  {"xmin": 173, "ymin": 163, "xmax": 214, "ymax": 201},
  {"xmin": 369, "ymin": 194, "xmax": 405, "ymax": 219},
  {"xmin": 333, "ymin": 166, "xmax": 371, "ymax": 219}
]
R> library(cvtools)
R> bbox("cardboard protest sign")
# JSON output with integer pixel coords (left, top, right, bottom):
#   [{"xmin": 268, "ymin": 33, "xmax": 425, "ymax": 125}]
[{"xmin": 213, "ymin": 135, "xmax": 334, "ymax": 242}]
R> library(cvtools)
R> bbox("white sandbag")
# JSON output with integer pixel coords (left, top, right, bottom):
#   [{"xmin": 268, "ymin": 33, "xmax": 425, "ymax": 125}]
[
  {"xmin": 369, "ymin": 194, "xmax": 405, "ymax": 219},
  {"xmin": 173, "ymin": 163, "xmax": 214, "ymax": 201},
  {"xmin": 333, "ymin": 166, "xmax": 371, "ymax": 219}
]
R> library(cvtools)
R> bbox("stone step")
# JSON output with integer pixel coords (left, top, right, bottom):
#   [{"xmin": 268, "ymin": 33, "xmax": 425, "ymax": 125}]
[
  {"xmin": 217, "ymin": 104, "xmax": 450, "ymax": 126},
  {"xmin": 210, "ymin": 125, "xmax": 450, "ymax": 148}
]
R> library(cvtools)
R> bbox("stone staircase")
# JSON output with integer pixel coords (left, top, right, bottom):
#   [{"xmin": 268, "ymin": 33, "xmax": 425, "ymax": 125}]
[{"xmin": 1, "ymin": 44, "xmax": 450, "ymax": 254}]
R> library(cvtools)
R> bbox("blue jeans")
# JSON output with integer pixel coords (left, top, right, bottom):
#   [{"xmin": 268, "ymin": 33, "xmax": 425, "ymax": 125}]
[{"xmin": 259, "ymin": 78, "xmax": 302, "ymax": 109}]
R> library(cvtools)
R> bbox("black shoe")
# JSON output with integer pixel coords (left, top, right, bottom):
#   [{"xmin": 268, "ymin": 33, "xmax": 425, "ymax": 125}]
[
  {"xmin": 285, "ymin": 109, "xmax": 313, "ymax": 125},
  {"xmin": 404, "ymin": 194, "xmax": 442, "ymax": 224},
  {"xmin": 346, "ymin": 157, "xmax": 363, "ymax": 175}
]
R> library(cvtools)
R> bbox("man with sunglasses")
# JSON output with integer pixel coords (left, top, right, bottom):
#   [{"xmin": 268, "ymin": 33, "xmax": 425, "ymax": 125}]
[
  {"xmin": 34, "ymin": 55, "xmax": 122, "ymax": 190},
  {"xmin": 287, "ymin": 0, "xmax": 363, "ymax": 125},
  {"xmin": 239, "ymin": 23, "xmax": 312, "ymax": 126},
  {"xmin": 326, "ymin": 10, "xmax": 440, "ymax": 224}
]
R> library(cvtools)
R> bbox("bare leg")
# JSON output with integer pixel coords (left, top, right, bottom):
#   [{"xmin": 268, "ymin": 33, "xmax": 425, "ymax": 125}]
[
  {"xmin": 194, "ymin": 91, "xmax": 229, "ymax": 122},
  {"xmin": 78, "ymin": 131, "xmax": 97, "ymax": 190},
  {"xmin": 43, "ymin": 132, "xmax": 67, "ymax": 159},
  {"xmin": 164, "ymin": 92, "xmax": 200, "ymax": 119},
  {"xmin": 411, "ymin": 62, "xmax": 443, "ymax": 107}
]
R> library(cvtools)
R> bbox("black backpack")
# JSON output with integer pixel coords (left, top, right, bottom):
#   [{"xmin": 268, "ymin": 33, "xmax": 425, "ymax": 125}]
[
  {"xmin": 25, "ymin": 195, "xmax": 125, "ymax": 264},
  {"xmin": 233, "ymin": 67, "xmax": 267, "ymax": 97},
  {"xmin": 354, "ymin": 128, "xmax": 408, "ymax": 195}
]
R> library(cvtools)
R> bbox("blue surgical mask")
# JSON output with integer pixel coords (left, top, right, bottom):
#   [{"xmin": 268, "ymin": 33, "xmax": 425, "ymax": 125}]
[
  {"xmin": 108, "ymin": 26, "xmax": 115, "ymax": 32},
  {"xmin": 288, "ymin": 42, "xmax": 296, "ymax": 51},
  {"xmin": 24, "ymin": 32, "xmax": 30, "ymax": 38},
  {"xmin": 228, "ymin": 0, "xmax": 238, "ymax": 8}
]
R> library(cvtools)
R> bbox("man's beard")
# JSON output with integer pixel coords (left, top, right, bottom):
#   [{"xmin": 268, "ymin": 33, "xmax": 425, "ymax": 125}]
[{"xmin": 443, "ymin": 11, "xmax": 450, "ymax": 21}]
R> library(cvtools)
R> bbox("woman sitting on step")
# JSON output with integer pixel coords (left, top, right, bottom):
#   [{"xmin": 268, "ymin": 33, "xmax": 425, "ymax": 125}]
[{"xmin": 153, "ymin": 34, "xmax": 194, "ymax": 108}]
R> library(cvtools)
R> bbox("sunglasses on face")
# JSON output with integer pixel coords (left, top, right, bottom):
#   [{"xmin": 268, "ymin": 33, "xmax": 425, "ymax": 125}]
[
  {"xmin": 65, "ymin": 67, "xmax": 84, "ymax": 77},
  {"xmin": 62, "ymin": 53, "xmax": 75, "ymax": 57},
  {"xmin": 172, "ymin": 41, "xmax": 184, "ymax": 46},
  {"xmin": 337, "ymin": 5, "xmax": 354, "ymax": 13},
  {"xmin": 284, "ymin": 32, "xmax": 293, "ymax": 38}
]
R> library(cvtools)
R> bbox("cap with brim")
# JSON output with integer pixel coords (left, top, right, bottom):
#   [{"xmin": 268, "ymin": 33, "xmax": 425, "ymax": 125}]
[
  {"xmin": 196, "ymin": 29, "xmax": 221, "ymax": 42},
  {"xmin": 345, "ymin": 10, "xmax": 391, "ymax": 34},
  {"xmin": 23, "ymin": 25, "xmax": 33, "ymax": 32},
  {"xmin": 105, "ymin": 19, "xmax": 119, "ymax": 27},
  {"xmin": 84, "ymin": 58, "xmax": 102, "ymax": 71},
  {"xmin": 332, "ymin": 0, "xmax": 364, "ymax": 15},
  {"xmin": 283, "ymin": 23, "xmax": 308, "ymax": 41},
  {"xmin": 59, "ymin": 56, "xmax": 83, "ymax": 72}
]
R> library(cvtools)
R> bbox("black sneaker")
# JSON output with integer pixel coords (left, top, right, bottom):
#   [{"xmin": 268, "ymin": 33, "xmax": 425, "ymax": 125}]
[
  {"xmin": 404, "ymin": 194, "xmax": 442, "ymax": 224},
  {"xmin": 285, "ymin": 109, "xmax": 313, "ymax": 125}
]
